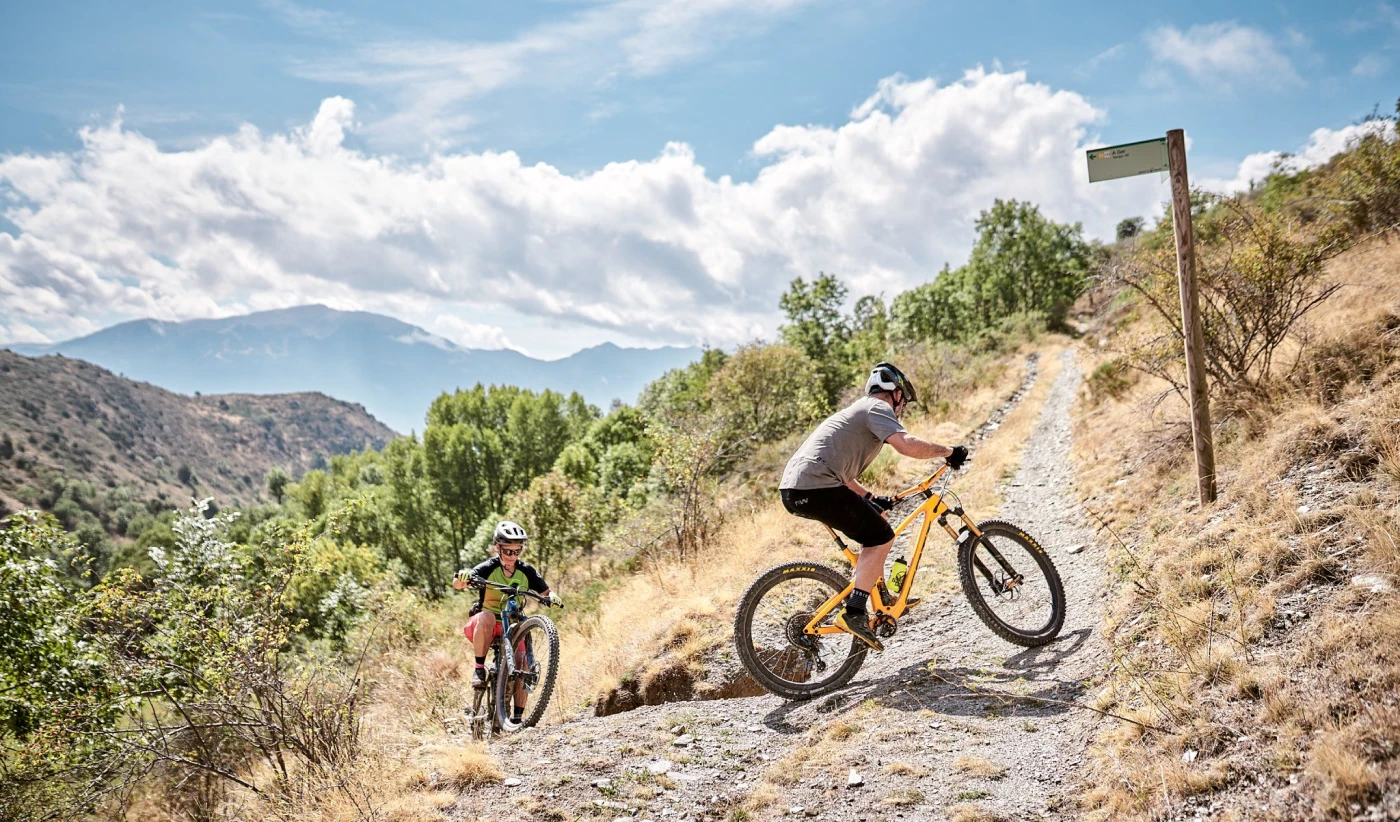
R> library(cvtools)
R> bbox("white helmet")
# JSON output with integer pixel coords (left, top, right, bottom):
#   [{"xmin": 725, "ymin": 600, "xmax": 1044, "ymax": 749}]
[{"xmin": 493, "ymin": 520, "xmax": 528, "ymax": 544}]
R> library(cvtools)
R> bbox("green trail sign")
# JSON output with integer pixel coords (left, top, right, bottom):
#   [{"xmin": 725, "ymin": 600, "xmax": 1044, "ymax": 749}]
[{"xmin": 1085, "ymin": 137, "xmax": 1169, "ymax": 183}]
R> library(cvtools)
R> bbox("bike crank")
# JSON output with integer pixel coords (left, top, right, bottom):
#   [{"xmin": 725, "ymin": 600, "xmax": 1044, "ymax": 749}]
[{"xmin": 873, "ymin": 613, "xmax": 898, "ymax": 639}]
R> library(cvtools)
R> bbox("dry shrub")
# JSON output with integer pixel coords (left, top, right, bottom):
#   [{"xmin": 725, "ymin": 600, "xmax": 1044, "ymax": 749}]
[
  {"xmin": 952, "ymin": 756, "xmax": 1007, "ymax": 780},
  {"xmin": 411, "ymin": 743, "xmax": 502, "ymax": 791},
  {"xmin": 1105, "ymin": 196, "xmax": 1351, "ymax": 398},
  {"xmin": 947, "ymin": 805, "xmax": 1009, "ymax": 822},
  {"xmin": 882, "ymin": 761, "xmax": 929, "ymax": 777}
]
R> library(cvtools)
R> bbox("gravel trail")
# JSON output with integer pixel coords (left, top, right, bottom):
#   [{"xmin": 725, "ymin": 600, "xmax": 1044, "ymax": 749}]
[{"xmin": 451, "ymin": 349, "xmax": 1106, "ymax": 822}]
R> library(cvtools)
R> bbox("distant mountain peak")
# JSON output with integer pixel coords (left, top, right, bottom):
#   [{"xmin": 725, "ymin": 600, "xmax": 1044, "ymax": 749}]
[{"xmin": 11, "ymin": 307, "xmax": 703, "ymax": 433}]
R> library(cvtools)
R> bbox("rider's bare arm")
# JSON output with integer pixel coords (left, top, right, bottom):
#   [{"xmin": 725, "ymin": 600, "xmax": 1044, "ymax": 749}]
[{"xmin": 886, "ymin": 432, "xmax": 954, "ymax": 460}]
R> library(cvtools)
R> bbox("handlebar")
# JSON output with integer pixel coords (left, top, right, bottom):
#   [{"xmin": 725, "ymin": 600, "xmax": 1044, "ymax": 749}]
[
  {"xmin": 457, "ymin": 574, "xmax": 560, "ymax": 607},
  {"xmin": 891, "ymin": 459, "xmax": 961, "ymax": 504}
]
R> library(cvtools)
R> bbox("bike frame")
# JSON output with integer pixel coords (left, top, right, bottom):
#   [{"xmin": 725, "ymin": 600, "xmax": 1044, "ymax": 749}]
[
  {"xmin": 800, "ymin": 463, "xmax": 985, "ymax": 637},
  {"xmin": 477, "ymin": 582, "xmax": 544, "ymax": 728}
]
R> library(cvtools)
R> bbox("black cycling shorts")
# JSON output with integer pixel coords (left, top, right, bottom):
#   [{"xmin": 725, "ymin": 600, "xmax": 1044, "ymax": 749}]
[{"xmin": 780, "ymin": 486, "xmax": 894, "ymax": 548}]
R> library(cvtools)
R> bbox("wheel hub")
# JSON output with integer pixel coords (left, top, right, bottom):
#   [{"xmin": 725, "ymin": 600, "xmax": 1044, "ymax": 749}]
[{"xmin": 785, "ymin": 612, "xmax": 819, "ymax": 652}]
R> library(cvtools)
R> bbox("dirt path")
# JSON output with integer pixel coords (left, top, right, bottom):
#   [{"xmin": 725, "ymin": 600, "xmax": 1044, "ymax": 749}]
[{"xmin": 452, "ymin": 349, "xmax": 1106, "ymax": 822}]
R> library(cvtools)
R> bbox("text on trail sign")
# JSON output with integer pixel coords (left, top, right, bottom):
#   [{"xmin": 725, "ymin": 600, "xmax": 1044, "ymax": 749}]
[{"xmin": 1086, "ymin": 137, "xmax": 1169, "ymax": 183}]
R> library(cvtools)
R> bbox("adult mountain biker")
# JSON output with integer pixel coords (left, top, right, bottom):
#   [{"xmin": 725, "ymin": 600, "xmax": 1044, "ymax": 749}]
[
  {"xmin": 778, "ymin": 362, "xmax": 967, "ymax": 652},
  {"xmin": 453, "ymin": 520, "xmax": 562, "ymax": 723}
]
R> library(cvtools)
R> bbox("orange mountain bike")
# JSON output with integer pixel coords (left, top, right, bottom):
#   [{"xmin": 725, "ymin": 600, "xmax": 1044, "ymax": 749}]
[{"xmin": 734, "ymin": 461, "xmax": 1066, "ymax": 700}]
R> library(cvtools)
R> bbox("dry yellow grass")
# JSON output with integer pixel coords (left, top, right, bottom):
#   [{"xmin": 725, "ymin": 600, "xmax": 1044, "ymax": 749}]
[
  {"xmin": 952, "ymin": 755, "xmax": 1008, "ymax": 780},
  {"xmin": 1072, "ymin": 239, "xmax": 1400, "ymax": 819},
  {"xmin": 883, "ymin": 761, "xmax": 929, "ymax": 777}
]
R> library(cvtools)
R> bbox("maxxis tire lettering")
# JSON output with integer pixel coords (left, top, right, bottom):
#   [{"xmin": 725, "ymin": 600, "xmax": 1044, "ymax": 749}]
[{"xmin": 734, "ymin": 561, "xmax": 867, "ymax": 701}]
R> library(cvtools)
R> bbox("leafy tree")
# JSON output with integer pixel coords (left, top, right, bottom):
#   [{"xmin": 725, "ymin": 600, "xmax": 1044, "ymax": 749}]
[
  {"xmin": 779, "ymin": 273, "xmax": 852, "ymax": 403},
  {"xmin": 598, "ymin": 442, "xmax": 649, "ymax": 498},
  {"xmin": 638, "ymin": 348, "xmax": 729, "ymax": 421},
  {"xmin": 265, "ymin": 466, "xmax": 290, "ymax": 505},
  {"xmin": 553, "ymin": 441, "xmax": 599, "ymax": 487},
  {"xmin": 294, "ymin": 469, "xmax": 329, "ymax": 520},
  {"xmin": 380, "ymin": 435, "xmax": 451, "ymax": 594},
  {"xmin": 846, "ymin": 295, "xmax": 892, "ymax": 372},
  {"xmin": 0, "ymin": 512, "xmax": 102, "ymax": 740},
  {"xmin": 965, "ymin": 199, "xmax": 1092, "ymax": 330},
  {"xmin": 507, "ymin": 472, "xmax": 605, "ymax": 577},
  {"xmin": 705, "ymin": 343, "xmax": 827, "ymax": 453},
  {"xmin": 1116, "ymin": 217, "xmax": 1145, "ymax": 241},
  {"xmin": 423, "ymin": 423, "xmax": 503, "ymax": 571}
]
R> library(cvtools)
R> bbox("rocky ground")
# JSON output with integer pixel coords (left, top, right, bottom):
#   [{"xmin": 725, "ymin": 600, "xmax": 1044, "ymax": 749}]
[{"xmin": 450, "ymin": 349, "xmax": 1109, "ymax": 822}]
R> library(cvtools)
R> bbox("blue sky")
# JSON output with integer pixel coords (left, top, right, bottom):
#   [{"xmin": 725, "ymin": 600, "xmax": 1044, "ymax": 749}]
[{"xmin": 1, "ymin": 0, "xmax": 1396, "ymax": 357}]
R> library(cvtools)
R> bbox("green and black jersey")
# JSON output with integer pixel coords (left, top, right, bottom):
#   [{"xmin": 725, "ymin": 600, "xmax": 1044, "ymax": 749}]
[{"xmin": 469, "ymin": 556, "xmax": 549, "ymax": 614}]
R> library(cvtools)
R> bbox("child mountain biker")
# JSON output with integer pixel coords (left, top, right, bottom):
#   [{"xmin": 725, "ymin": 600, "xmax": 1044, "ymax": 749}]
[
  {"xmin": 778, "ymin": 362, "xmax": 967, "ymax": 652},
  {"xmin": 453, "ymin": 520, "xmax": 562, "ymax": 723}
]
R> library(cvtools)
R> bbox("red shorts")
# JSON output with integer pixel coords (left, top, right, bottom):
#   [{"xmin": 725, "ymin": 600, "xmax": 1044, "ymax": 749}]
[{"xmin": 462, "ymin": 611, "xmax": 504, "ymax": 641}]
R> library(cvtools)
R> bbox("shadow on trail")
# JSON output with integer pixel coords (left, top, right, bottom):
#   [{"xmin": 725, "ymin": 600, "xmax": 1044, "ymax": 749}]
[{"xmin": 758, "ymin": 627, "xmax": 1096, "ymax": 735}]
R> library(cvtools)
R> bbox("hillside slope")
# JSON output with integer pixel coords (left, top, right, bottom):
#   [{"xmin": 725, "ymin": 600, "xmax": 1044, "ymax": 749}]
[
  {"xmin": 0, "ymin": 350, "xmax": 396, "ymax": 516},
  {"xmin": 7, "ymin": 305, "xmax": 702, "ymax": 432}
]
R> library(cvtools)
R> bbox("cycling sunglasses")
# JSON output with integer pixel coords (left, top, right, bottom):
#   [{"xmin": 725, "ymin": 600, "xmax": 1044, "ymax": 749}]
[{"xmin": 497, "ymin": 544, "xmax": 524, "ymax": 557}]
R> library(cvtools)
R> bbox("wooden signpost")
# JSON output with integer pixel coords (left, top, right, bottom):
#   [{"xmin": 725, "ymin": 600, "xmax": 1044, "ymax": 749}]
[{"xmin": 1087, "ymin": 130, "xmax": 1217, "ymax": 504}]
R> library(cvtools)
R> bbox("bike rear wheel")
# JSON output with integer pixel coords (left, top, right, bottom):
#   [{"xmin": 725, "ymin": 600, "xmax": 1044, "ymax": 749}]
[
  {"xmin": 734, "ymin": 561, "xmax": 867, "ymax": 700},
  {"xmin": 957, "ymin": 519, "xmax": 1065, "ymax": 647},
  {"xmin": 494, "ymin": 615, "xmax": 560, "ymax": 732}
]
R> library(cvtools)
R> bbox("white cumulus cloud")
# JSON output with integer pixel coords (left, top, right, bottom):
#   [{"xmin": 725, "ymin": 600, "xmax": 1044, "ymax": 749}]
[
  {"xmin": 0, "ymin": 70, "xmax": 1170, "ymax": 349},
  {"xmin": 1200, "ymin": 120, "xmax": 1396, "ymax": 193}
]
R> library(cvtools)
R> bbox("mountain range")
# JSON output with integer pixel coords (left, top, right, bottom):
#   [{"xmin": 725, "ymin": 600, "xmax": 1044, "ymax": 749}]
[
  {"xmin": 7, "ymin": 306, "xmax": 702, "ymax": 433},
  {"xmin": 0, "ymin": 350, "xmax": 396, "ymax": 515}
]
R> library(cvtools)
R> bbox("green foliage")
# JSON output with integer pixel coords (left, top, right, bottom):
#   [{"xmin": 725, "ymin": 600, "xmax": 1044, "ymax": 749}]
[
  {"xmin": 779, "ymin": 273, "xmax": 852, "ymax": 404},
  {"xmin": 265, "ymin": 465, "xmax": 290, "ymax": 505},
  {"xmin": 423, "ymin": 384, "xmax": 580, "ymax": 569},
  {"xmin": 704, "ymin": 342, "xmax": 827, "ymax": 456},
  {"xmin": 1087, "ymin": 357, "xmax": 1135, "ymax": 402},
  {"xmin": 1318, "ymin": 110, "xmax": 1400, "ymax": 236},
  {"xmin": 1, "ymin": 503, "xmax": 365, "ymax": 819},
  {"xmin": 0, "ymin": 513, "xmax": 103, "ymax": 740},
  {"xmin": 638, "ymin": 348, "xmax": 729, "ymax": 421},
  {"xmin": 598, "ymin": 442, "xmax": 650, "ymax": 498},
  {"xmin": 893, "ymin": 200, "xmax": 1092, "ymax": 345},
  {"xmin": 380, "ymin": 435, "xmax": 451, "ymax": 594},
  {"xmin": 1116, "ymin": 217, "xmax": 1145, "ymax": 241},
  {"xmin": 554, "ymin": 441, "xmax": 599, "ymax": 487},
  {"xmin": 507, "ymin": 472, "xmax": 607, "ymax": 578}
]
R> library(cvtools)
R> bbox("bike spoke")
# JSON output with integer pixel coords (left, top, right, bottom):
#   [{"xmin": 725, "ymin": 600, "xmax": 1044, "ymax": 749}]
[
  {"xmin": 967, "ymin": 533, "xmax": 1056, "ymax": 635},
  {"xmin": 745, "ymin": 576, "xmax": 852, "ymax": 689}
]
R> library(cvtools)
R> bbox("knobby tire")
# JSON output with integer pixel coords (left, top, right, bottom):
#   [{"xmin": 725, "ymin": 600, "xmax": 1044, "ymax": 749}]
[
  {"xmin": 493, "ymin": 615, "xmax": 560, "ymax": 732},
  {"xmin": 734, "ymin": 561, "xmax": 867, "ymax": 701},
  {"xmin": 956, "ymin": 519, "xmax": 1066, "ymax": 647}
]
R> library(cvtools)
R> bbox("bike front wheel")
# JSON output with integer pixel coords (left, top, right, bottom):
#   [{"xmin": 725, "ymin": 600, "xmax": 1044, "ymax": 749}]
[
  {"xmin": 957, "ymin": 519, "xmax": 1066, "ymax": 647},
  {"xmin": 494, "ymin": 615, "xmax": 560, "ymax": 732},
  {"xmin": 734, "ymin": 561, "xmax": 867, "ymax": 700},
  {"xmin": 469, "ymin": 675, "xmax": 490, "ymax": 741}
]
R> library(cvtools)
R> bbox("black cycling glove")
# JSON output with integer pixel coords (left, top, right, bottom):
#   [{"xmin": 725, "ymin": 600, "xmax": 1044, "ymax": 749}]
[
  {"xmin": 865, "ymin": 492, "xmax": 896, "ymax": 512},
  {"xmin": 946, "ymin": 445, "xmax": 969, "ymax": 470}
]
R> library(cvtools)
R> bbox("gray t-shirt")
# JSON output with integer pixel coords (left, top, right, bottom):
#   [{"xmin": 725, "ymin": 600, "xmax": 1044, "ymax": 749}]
[{"xmin": 780, "ymin": 396, "xmax": 905, "ymax": 490}]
